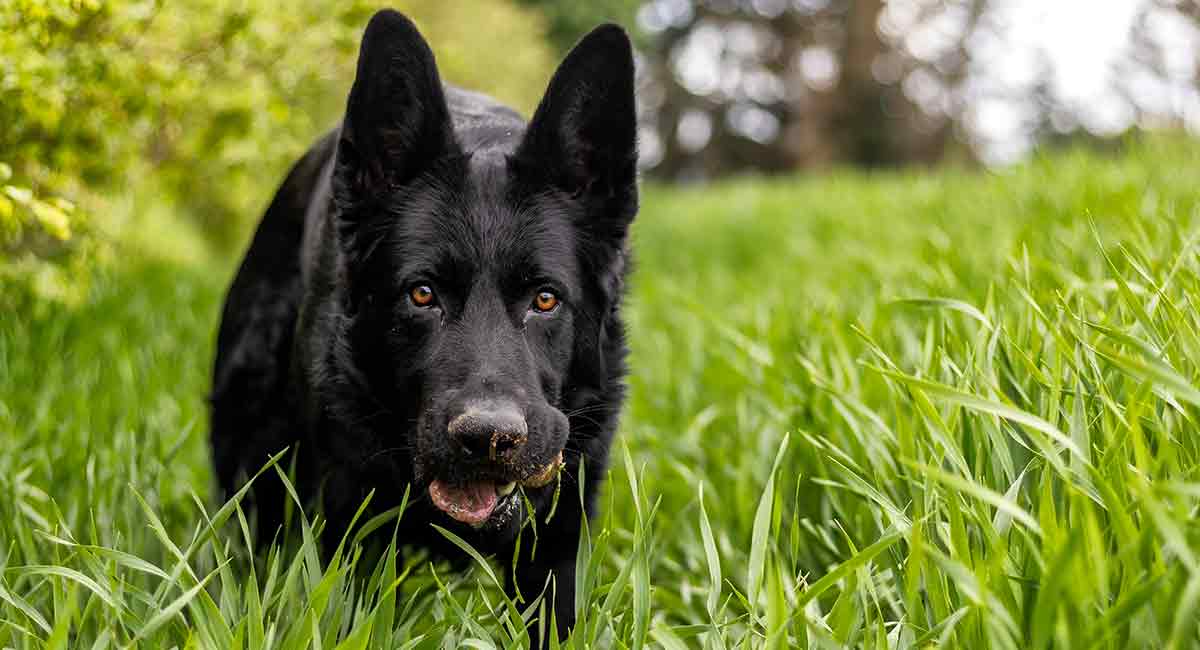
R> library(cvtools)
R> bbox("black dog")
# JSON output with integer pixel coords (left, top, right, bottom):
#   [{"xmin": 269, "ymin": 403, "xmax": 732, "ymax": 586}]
[{"xmin": 209, "ymin": 9, "xmax": 636, "ymax": 644}]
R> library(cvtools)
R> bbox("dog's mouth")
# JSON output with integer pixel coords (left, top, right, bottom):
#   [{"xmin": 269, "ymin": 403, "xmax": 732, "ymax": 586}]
[{"xmin": 428, "ymin": 451, "xmax": 564, "ymax": 527}]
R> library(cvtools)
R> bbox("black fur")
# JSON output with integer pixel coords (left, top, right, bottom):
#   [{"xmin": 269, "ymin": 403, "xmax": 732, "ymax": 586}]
[{"xmin": 210, "ymin": 10, "xmax": 636, "ymax": 645}]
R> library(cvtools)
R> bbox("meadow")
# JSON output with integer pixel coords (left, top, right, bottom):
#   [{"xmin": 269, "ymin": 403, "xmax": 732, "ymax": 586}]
[{"xmin": 2, "ymin": 139, "xmax": 1200, "ymax": 648}]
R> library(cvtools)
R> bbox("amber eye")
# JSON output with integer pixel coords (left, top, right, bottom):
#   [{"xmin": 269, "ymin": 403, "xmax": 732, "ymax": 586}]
[
  {"xmin": 532, "ymin": 290, "xmax": 559, "ymax": 313},
  {"xmin": 409, "ymin": 285, "xmax": 435, "ymax": 307}
]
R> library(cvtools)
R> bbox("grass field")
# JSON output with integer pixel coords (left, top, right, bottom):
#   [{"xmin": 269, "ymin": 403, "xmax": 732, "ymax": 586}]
[{"xmin": 3, "ymin": 139, "xmax": 1200, "ymax": 648}]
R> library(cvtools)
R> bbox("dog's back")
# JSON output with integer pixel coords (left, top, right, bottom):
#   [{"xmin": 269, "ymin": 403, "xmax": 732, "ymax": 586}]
[{"xmin": 210, "ymin": 129, "xmax": 336, "ymax": 526}]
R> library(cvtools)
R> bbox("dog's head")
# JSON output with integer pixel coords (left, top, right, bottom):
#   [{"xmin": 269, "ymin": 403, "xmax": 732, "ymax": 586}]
[{"xmin": 328, "ymin": 10, "xmax": 636, "ymax": 539}]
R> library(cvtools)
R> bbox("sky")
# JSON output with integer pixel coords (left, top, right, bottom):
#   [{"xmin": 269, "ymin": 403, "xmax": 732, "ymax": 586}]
[
  {"xmin": 1006, "ymin": 0, "xmax": 1146, "ymax": 103},
  {"xmin": 943, "ymin": 0, "xmax": 1199, "ymax": 162}
]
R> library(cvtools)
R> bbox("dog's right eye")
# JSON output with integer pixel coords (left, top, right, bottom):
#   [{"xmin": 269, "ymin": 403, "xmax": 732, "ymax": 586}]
[
  {"xmin": 409, "ymin": 285, "xmax": 436, "ymax": 307},
  {"xmin": 531, "ymin": 290, "xmax": 560, "ymax": 313}
]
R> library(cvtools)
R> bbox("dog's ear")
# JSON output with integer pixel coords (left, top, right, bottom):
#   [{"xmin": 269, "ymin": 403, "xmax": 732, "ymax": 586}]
[
  {"xmin": 515, "ymin": 24, "xmax": 638, "ymax": 227},
  {"xmin": 335, "ymin": 10, "xmax": 458, "ymax": 202}
]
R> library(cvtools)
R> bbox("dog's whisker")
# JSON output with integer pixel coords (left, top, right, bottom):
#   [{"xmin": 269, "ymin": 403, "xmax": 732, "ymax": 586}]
[
  {"xmin": 563, "ymin": 403, "xmax": 621, "ymax": 418},
  {"xmin": 346, "ymin": 408, "xmax": 392, "ymax": 428},
  {"xmin": 361, "ymin": 445, "xmax": 411, "ymax": 464}
]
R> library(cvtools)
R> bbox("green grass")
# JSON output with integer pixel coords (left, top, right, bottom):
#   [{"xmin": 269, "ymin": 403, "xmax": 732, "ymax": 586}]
[{"xmin": 4, "ymin": 138, "xmax": 1200, "ymax": 648}]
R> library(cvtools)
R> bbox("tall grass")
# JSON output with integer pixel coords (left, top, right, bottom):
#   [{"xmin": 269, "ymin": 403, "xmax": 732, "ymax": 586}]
[{"xmin": 2, "ymin": 138, "xmax": 1199, "ymax": 648}]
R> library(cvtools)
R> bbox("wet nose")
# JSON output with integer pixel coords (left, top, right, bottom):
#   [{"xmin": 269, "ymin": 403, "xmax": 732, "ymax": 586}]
[{"xmin": 447, "ymin": 401, "xmax": 528, "ymax": 460}]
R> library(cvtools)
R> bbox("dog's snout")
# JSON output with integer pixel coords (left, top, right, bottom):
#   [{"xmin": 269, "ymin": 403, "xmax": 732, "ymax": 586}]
[{"xmin": 447, "ymin": 401, "xmax": 528, "ymax": 460}]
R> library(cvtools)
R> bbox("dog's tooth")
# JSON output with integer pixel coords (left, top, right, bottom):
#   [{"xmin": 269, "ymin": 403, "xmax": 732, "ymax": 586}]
[{"xmin": 498, "ymin": 481, "xmax": 516, "ymax": 496}]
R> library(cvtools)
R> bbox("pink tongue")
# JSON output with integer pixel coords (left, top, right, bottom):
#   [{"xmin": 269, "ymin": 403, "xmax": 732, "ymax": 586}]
[{"xmin": 429, "ymin": 480, "xmax": 498, "ymax": 526}]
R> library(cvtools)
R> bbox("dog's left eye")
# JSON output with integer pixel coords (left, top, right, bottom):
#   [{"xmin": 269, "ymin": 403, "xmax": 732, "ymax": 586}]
[
  {"xmin": 532, "ymin": 290, "xmax": 559, "ymax": 313},
  {"xmin": 410, "ymin": 285, "xmax": 436, "ymax": 307}
]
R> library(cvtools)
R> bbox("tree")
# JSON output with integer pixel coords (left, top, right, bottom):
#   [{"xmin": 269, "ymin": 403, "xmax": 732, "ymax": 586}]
[{"xmin": 636, "ymin": 0, "xmax": 981, "ymax": 181}]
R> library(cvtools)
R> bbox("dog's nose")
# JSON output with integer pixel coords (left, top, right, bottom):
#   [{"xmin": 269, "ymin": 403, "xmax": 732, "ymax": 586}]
[{"xmin": 447, "ymin": 401, "xmax": 528, "ymax": 460}]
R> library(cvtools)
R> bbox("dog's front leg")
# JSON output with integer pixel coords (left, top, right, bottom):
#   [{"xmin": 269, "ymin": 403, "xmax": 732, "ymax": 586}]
[
  {"xmin": 508, "ymin": 523, "xmax": 579, "ymax": 648},
  {"xmin": 511, "ymin": 549, "xmax": 576, "ymax": 648}
]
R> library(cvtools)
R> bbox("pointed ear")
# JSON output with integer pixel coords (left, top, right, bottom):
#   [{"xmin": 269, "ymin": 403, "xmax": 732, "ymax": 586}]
[
  {"xmin": 515, "ymin": 24, "xmax": 638, "ymax": 211},
  {"xmin": 335, "ymin": 10, "xmax": 458, "ymax": 202}
]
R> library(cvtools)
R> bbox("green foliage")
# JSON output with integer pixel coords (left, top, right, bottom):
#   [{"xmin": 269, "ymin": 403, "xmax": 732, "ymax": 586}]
[
  {"xmin": 0, "ymin": 0, "xmax": 557, "ymax": 300},
  {"xmin": 515, "ymin": 0, "xmax": 643, "ymax": 52},
  {"xmin": 1, "ymin": 163, "xmax": 75, "ymax": 255},
  {"xmin": 0, "ymin": 161, "xmax": 98, "ymax": 308},
  {"xmin": 3, "ymin": 139, "xmax": 1200, "ymax": 647}
]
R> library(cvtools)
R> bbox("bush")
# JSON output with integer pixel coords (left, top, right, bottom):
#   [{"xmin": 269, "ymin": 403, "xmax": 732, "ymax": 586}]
[{"xmin": 1, "ymin": 0, "xmax": 558, "ymax": 302}]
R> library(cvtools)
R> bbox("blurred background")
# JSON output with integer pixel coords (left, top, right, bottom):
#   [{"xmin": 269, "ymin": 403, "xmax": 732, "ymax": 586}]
[{"xmin": 3, "ymin": 0, "xmax": 1200, "ymax": 304}]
